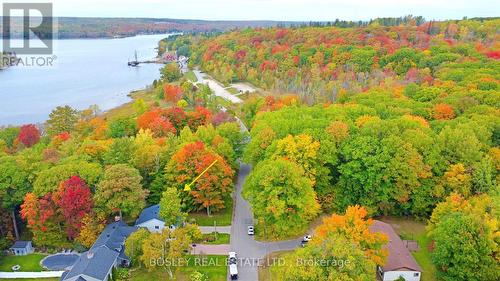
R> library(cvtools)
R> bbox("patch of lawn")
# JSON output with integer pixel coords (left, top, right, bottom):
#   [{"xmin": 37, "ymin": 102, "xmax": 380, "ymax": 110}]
[
  {"xmin": 188, "ymin": 199, "xmax": 232, "ymax": 226},
  {"xmin": 0, "ymin": 253, "xmax": 47, "ymax": 271},
  {"xmin": 184, "ymin": 71, "xmax": 198, "ymax": 82},
  {"xmin": 380, "ymin": 216, "xmax": 437, "ymax": 281},
  {"xmin": 198, "ymin": 232, "xmax": 230, "ymax": 244},
  {"xmin": 226, "ymin": 87, "xmax": 239, "ymax": 95},
  {"xmin": 178, "ymin": 255, "xmax": 227, "ymax": 280},
  {"xmin": 129, "ymin": 255, "xmax": 227, "ymax": 281},
  {"xmin": 258, "ymin": 251, "xmax": 292, "ymax": 281}
]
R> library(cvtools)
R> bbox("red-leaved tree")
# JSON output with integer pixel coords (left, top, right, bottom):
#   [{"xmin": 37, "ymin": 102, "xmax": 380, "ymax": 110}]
[
  {"xmin": 17, "ymin": 124, "xmax": 40, "ymax": 147},
  {"xmin": 53, "ymin": 176, "xmax": 93, "ymax": 239}
]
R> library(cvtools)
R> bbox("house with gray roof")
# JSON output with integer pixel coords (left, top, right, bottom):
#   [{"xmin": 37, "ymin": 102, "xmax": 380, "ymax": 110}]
[
  {"xmin": 60, "ymin": 220, "xmax": 136, "ymax": 281},
  {"xmin": 10, "ymin": 240, "xmax": 33, "ymax": 256},
  {"xmin": 135, "ymin": 204, "xmax": 177, "ymax": 233}
]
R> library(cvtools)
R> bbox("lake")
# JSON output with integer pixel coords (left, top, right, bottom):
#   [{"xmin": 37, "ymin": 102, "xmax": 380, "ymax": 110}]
[{"xmin": 0, "ymin": 34, "xmax": 171, "ymax": 126}]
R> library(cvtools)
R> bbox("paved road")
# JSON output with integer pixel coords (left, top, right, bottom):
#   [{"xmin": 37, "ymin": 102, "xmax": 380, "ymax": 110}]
[
  {"xmin": 230, "ymin": 163, "xmax": 303, "ymax": 281},
  {"xmin": 193, "ymin": 70, "xmax": 243, "ymax": 104}
]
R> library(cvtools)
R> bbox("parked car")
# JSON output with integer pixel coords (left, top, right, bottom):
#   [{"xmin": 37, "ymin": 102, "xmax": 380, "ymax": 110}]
[
  {"xmin": 247, "ymin": 225, "xmax": 254, "ymax": 235},
  {"xmin": 228, "ymin": 251, "xmax": 237, "ymax": 265},
  {"xmin": 229, "ymin": 263, "xmax": 238, "ymax": 280},
  {"xmin": 303, "ymin": 235, "xmax": 312, "ymax": 242},
  {"xmin": 228, "ymin": 252, "xmax": 238, "ymax": 280}
]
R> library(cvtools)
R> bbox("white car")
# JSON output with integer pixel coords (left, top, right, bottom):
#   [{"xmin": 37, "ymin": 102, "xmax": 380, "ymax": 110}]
[
  {"xmin": 247, "ymin": 225, "xmax": 254, "ymax": 235},
  {"xmin": 229, "ymin": 263, "xmax": 238, "ymax": 280},
  {"xmin": 228, "ymin": 251, "xmax": 237, "ymax": 264},
  {"xmin": 303, "ymin": 235, "xmax": 312, "ymax": 242}
]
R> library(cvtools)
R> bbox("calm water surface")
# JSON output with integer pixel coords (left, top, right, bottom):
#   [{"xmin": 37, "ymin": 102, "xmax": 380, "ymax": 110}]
[{"xmin": 0, "ymin": 34, "xmax": 170, "ymax": 125}]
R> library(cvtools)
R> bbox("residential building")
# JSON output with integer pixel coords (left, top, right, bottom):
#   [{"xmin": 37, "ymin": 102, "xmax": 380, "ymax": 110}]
[
  {"xmin": 134, "ymin": 204, "xmax": 176, "ymax": 233},
  {"xmin": 370, "ymin": 220, "xmax": 422, "ymax": 281},
  {"xmin": 10, "ymin": 241, "xmax": 34, "ymax": 256},
  {"xmin": 60, "ymin": 220, "xmax": 136, "ymax": 281}
]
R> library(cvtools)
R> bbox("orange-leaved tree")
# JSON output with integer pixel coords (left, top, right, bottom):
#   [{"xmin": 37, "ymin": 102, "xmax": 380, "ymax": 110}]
[
  {"xmin": 165, "ymin": 141, "xmax": 234, "ymax": 215},
  {"xmin": 313, "ymin": 205, "xmax": 388, "ymax": 265}
]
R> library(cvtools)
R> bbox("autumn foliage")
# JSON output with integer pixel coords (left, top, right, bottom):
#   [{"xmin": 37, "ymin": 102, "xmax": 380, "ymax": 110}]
[
  {"xmin": 137, "ymin": 110, "xmax": 176, "ymax": 137},
  {"xmin": 165, "ymin": 141, "xmax": 234, "ymax": 214},
  {"xmin": 17, "ymin": 124, "xmax": 40, "ymax": 148},
  {"xmin": 314, "ymin": 205, "xmax": 388, "ymax": 265},
  {"xmin": 163, "ymin": 84, "xmax": 183, "ymax": 102},
  {"xmin": 53, "ymin": 176, "xmax": 93, "ymax": 239},
  {"xmin": 433, "ymin": 103, "xmax": 455, "ymax": 120}
]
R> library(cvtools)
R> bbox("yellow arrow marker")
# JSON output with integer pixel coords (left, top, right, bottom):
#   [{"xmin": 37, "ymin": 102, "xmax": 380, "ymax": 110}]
[{"xmin": 183, "ymin": 159, "xmax": 218, "ymax": 192}]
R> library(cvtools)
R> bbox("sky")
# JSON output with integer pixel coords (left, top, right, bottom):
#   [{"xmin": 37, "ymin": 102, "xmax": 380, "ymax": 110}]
[{"xmin": 1, "ymin": 0, "xmax": 499, "ymax": 21}]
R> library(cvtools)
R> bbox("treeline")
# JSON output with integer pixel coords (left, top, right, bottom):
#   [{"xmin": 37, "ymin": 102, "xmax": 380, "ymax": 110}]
[{"xmin": 1, "ymin": 17, "xmax": 291, "ymax": 39}]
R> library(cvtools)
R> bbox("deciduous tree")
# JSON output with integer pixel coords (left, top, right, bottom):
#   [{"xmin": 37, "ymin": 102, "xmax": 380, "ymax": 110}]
[
  {"xmin": 17, "ymin": 124, "xmax": 40, "ymax": 148},
  {"xmin": 94, "ymin": 164, "xmax": 148, "ymax": 219},
  {"xmin": 243, "ymin": 158, "xmax": 320, "ymax": 239}
]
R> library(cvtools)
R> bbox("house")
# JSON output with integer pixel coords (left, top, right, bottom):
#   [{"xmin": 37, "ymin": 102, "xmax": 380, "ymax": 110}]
[
  {"xmin": 370, "ymin": 220, "xmax": 422, "ymax": 281},
  {"xmin": 10, "ymin": 241, "xmax": 34, "ymax": 256},
  {"xmin": 135, "ymin": 204, "xmax": 176, "ymax": 233},
  {"xmin": 60, "ymin": 220, "xmax": 136, "ymax": 281}
]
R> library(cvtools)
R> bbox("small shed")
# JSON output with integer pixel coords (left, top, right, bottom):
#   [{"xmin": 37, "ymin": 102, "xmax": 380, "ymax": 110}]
[{"xmin": 10, "ymin": 241, "xmax": 34, "ymax": 256}]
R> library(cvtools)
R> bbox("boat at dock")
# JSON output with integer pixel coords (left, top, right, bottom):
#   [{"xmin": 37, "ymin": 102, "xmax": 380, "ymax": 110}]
[{"xmin": 127, "ymin": 50, "xmax": 140, "ymax": 66}]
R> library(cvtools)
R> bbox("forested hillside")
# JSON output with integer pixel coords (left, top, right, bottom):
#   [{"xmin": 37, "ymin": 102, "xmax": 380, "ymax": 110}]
[
  {"xmin": 170, "ymin": 18, "xmax": 500, "ymax": 280},
  {"xmin": 181, "ymin": 18, "xmax": 500, "ymax": 103}
]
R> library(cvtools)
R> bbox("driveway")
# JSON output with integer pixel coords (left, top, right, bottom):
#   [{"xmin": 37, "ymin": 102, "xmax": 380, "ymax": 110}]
[
  {"xmin": 191, "ymin": 244, "xmax": 230, "ymax": 255},
  {"xmin": 199, "ymin": 226, "xmax": 231, "ymax": 234},
  {"xmin": 193, "ymin": 70, "xmax": 243, "ymax": 104}
]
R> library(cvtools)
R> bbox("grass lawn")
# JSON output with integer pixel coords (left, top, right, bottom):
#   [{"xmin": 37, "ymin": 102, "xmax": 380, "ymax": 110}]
[
  {"xmin": 184, "ymin": 71, "xmax": 198, "ymax": 82},
  {"xmin": 199, "ymin": 232, "xmax": 230, "ymax": 244},
  {"xmin": 226, "ymin": 87, "xmax": 239, "ymax": 95},
  {"xmin": 0, "ymin": 253, "xmax": 46, "ymax": 271},
  {"xmin": 187, "ymin": 199, "xmax": 232, "ymax": 226},
  {"xmin": 129, "ymin": 255, "xmax": 227, "ymax": 281},
  {"xmin": 104, "ymin": 89, "xmax": 157, "ymax": 120},
  {"xmin": 380, "ymin": 216, "xmax": 437, "ymax": 281},
  {"xmin": 258, "ymin": 251, "xmax": 292, "ymax": 281}
]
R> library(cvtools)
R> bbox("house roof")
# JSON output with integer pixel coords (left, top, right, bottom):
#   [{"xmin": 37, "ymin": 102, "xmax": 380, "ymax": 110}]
[
  {"xmin": 62, "ymin": 220, "xmax": 136, "ymax": 281},
  {"xmin": 11, "ymin": 240, "xmax": 30, "ymax": 249},
  {"xmin": 135, "ymin": 204, "xmax": 161, "ymax": 225},
  {"xmin": 62, "ymin": 247, "xmax": 119, "ymax": 281},
  {"xmin": 91, "ymin": 221, "xmax": 137, "ymax": 252},
  {"xmin": 370, "ymin": 220, "xmax": 422, "ymax": 272}
]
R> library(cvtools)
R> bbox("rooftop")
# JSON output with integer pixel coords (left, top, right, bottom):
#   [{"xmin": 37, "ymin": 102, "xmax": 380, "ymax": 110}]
[
  {"xmin": 135, "ymin": 204, "xmax": 161, "ymax": 225},
  {"xmin": 370, "ymin": 220, "xmax": 422, "ymax": 272},
  {"xmin": 61, "ymin": 220, "xmax": 137, "ymax": 281},
  {"xmin": 10, "ymin": 240, "xmax": 31, "ymax": 249}
]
